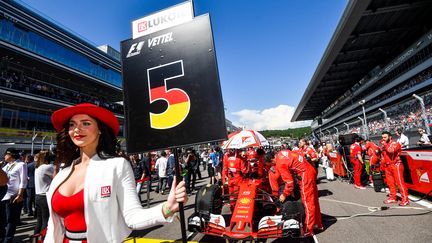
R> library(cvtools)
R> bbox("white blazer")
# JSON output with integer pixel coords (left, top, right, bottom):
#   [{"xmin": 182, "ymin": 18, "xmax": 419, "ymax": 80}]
[{"xmin": 44, "ymin": 155, "xmax": 171, "ymax": 243}]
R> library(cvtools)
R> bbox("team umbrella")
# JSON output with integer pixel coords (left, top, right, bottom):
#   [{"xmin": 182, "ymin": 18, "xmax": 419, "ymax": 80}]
[{"xmin": 221, "ymin": 129, "xmax": 269, "ymax": 149}]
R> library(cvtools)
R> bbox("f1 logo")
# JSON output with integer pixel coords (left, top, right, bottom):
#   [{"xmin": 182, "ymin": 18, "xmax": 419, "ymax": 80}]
[{"xmin": 126, "ymin": 41, "xmax": 145, "ymax": 58}]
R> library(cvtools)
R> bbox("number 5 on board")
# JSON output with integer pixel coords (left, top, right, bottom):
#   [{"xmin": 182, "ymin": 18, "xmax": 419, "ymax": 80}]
[{"xmin": 147, "ymin": 60, "xmax": 191, "ymax": 129}]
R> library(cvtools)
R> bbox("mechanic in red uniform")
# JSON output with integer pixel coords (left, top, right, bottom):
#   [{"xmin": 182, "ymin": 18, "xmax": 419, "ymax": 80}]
[
  {"xmin": 246, "ymin": 147, "xmax": 257, "ymax": 161},
  {"xmin": 266, "ymin": 154, "xmax": 282, "ymax": 198},
  {"xmin": 380, "ymin": 131, "xmax": 409, "ymax": 206},
  {"xmin": 246, "ymin": 147, "xmax": 265, "ymax": 178},
  {"xmin": 364, "ymin": 140, "xmax": 381, "ymax": 184},
  {"xmin": 223, "ymin": 149, "xmax": 234, "ymax": 167},
  {"xmin": 221, "ymin": 150, "xmax": 248, "ymax": 210},
  {"xmin": 268, "ymin": 150, "xmax": 323, "ymax": 235},
  {"xmin": 350, "ymin": 136, "xmax": 366, "ymax": 189},
  {"xmin": 365, "ymin": 140, "xmax": 380, "ymax": 166},
  {"xmin": 298, "ymin": 139, "xmax": 318, "ymax": 170}
]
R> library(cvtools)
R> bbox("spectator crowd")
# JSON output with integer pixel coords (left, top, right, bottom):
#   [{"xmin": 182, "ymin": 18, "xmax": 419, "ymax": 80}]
[{"xmin": 0, "ymin": 66, "xmax": 123, "ymax": 115}]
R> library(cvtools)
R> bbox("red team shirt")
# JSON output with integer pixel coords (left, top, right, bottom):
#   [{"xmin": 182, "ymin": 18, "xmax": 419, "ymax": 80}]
[
  {"xmin": 381, "ymin": 141, "xmax": 401, "ymax": 164},
  {"xmin": 246, "ymin": 149, "xmax": 257, "ymax": 161},
  {"xmin": 365, "ymin": 141, "xmax": 380, "ymax": 157},
  {"xmin": 273, "ymin": 150, "xmax": 310, "ymax": 197},
  {"xmin": 349, "ymin": 143, "xmax": 362, "ymax": 162},
  {"xmin": 299, "ymin": 146, "xmax": 318, "ymax": 161},
  {"xmin": 222, "ymin": 154, "xmax": 247, "ymax": 184}
]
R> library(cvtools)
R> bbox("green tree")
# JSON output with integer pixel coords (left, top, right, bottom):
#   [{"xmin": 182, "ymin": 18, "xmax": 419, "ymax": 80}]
[{"xmin": 259, "ymin": 127, "xmax": 311, "ymax": 139}]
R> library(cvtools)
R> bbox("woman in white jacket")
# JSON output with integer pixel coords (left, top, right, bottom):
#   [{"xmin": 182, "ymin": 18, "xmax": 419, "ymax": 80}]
[{"xmin": 45, "ymin": 103, "xmax": 187, "ymax": 243}]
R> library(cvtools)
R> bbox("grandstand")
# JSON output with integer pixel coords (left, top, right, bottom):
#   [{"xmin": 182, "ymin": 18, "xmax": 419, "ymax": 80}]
[
  {"xmin": 0, "ymin": 0, "xmax": 123, "ymax": 152},
  {"xmin": 292, "ymin": 0, "xmax": 432, "ymax": 146}
]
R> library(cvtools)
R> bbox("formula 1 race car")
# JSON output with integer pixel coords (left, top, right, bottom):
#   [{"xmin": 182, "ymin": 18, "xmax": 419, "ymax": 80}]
[{"xmin": 188, "ymin": 176, "xmax": 307, "ymax": 242}]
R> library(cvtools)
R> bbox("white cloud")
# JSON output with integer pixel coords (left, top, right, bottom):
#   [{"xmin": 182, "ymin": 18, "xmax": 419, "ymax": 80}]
[{"xmin": 231, "ymin": 104, "xmax": 311, "ymax": 130}]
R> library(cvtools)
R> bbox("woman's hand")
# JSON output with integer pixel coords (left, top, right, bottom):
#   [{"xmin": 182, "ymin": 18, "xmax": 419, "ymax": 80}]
[{"xmin": 164, "ymin": 177, "xmax": 188, "ymax": 217}]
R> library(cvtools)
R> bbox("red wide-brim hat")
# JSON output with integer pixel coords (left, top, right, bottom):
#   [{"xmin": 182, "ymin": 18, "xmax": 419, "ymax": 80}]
[{"xmin": 51, "ymin": 103, "xmax": 120, "ymax": 135}]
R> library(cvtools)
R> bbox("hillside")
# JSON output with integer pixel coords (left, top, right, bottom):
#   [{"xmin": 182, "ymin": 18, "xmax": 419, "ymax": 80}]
[{"xmin": 259, "ymin": 127, "xmax": 311, "ymax": 139}]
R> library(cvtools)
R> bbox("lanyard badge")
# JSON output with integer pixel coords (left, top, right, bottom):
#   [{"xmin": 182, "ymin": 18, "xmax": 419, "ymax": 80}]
[{"xmin": 6, "ymin": 162, "xmax": 16, "ymax": 179}]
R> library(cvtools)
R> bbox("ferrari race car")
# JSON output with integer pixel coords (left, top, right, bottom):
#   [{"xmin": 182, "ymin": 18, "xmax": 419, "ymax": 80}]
[{"xmin": 188, "ymin": 176, "xmax": 307, "ymax": 242}]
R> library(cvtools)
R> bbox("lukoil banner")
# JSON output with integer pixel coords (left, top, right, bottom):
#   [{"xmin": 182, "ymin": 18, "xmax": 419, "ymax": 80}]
[{"xmin": 132, "ymin": 1, "xmax": 194, "ymax": 39}]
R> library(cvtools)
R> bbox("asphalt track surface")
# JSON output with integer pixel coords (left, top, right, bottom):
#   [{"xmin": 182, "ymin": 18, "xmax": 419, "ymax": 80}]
[{"xmin": 15, "ymin": 166, "xmax": 432, "ymax": 243}]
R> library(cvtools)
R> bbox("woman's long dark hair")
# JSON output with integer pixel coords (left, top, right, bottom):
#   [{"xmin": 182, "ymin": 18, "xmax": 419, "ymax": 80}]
[
  {"xmin": 55, "ymin": 116, "xmax": 118, "ymax": 168},
  {"xmin": 35, "ymin": 150, "xmax": 50, "ymax": 168}
]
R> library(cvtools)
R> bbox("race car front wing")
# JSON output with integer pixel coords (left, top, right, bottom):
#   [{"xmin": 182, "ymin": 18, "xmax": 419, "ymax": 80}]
[{"xmin": 188, "ymin": 213, "xmax": 302, "ymax": 240}]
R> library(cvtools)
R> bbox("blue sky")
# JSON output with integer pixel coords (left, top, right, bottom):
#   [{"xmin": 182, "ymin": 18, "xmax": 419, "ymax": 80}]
[{"xmin": 21, "ymin": 0, "xmax": 347, "ymax": 130}]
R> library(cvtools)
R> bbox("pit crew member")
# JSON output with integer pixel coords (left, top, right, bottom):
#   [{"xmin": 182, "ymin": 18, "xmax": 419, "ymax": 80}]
[
  {"xmin": 380, "ymin": 131, "xmax": 409, "ymax": 206},
  {"xmin": 221, "ymin": 150, "xmax": 248, "ymax": 210},
  {"xmin": 350, "ymin": 137, "xmax": 365, "ymax": 189},
  {"xmin": 298, "ymin": 139, "xmax": 318, "ymax": 170},
  {"xmin": 268, "ymin": 150, "xmax": 323, "ymax": 235},
  {"xmin": 364, "ymin": 140, "xmax": 380, "ymax": 184}
]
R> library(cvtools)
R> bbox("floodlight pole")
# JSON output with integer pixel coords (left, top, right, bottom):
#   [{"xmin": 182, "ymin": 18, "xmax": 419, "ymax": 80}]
[
  {"xmin": 41, "ymin": 136, "xmax": 47, "ymax": 150},
  {"xmin": 359, "ymin": 100, "xmax": 369, "ymax": 139},
  {"xmin": 357, "ymin": 116, "xmax": 366, "ymax": 139},
  {"xmin": 31, "ymin": 128, "xmax": 38, "ymax": 155},
  {"xmin": 344, "ymin": 122, "xmax": 350, "ymax": 133},
  {"xmin": 413, "ymin": 94, "xmax": 431, "ymax": 135},
  {"xmin": 334, "ymin": 127, "xmax": 339, "ymax": 139},
  {"xmin": 378, "ymin": 108, "xmax": 389, "ymax": 131},
  {"xmin": 49, "ymin": 136, "xmax": 54, "ymax": 152}
]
